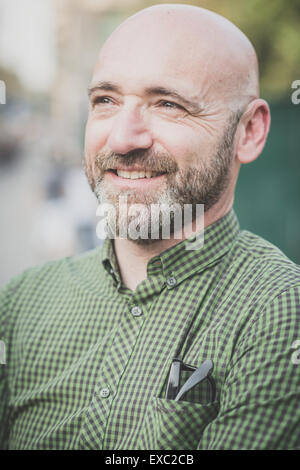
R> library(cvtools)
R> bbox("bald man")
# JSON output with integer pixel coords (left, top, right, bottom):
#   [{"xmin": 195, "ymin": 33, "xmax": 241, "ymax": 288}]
[{"xmin": 1, "ymin": 4, "xmax": 299, "ymax": 450}]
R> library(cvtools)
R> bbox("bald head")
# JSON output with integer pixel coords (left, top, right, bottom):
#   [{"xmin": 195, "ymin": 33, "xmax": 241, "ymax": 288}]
[{"xmin": 96, "ymin": 3, "xmax": 259, "ymax": 113}]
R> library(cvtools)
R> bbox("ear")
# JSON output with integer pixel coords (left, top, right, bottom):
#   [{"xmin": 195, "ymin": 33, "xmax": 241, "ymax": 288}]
[{"xmin": 236, "ymin": 99, "xmax": 271, "ymax": 164}]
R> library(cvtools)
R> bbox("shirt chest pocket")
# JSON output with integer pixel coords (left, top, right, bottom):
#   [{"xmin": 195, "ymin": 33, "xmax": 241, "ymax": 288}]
[{"xmin": 136, "ymin": 397, "xmax": 219, "ymax": 450}]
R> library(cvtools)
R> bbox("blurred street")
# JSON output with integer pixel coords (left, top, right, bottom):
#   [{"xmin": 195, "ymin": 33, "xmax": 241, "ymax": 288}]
[{"xmin": 0, "ymin": 130, "xmax": 99, "ymax": 285}]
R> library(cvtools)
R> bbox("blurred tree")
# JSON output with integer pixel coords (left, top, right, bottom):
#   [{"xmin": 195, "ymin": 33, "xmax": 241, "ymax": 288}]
[{"xmin": 139, "ymin": 0, "xmax": 300, "ymax": 100}]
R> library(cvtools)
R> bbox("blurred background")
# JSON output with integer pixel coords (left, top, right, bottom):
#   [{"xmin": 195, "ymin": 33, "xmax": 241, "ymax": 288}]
[{"xmin": 0, "ymin": 0, "xmax": 299, "ymax": 285}]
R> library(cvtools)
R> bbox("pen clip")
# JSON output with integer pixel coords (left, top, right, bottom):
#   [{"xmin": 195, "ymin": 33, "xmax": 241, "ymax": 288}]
[
  {"xmin": 165, "ymin": 357, "xmax": 182, "ymax": 400},
  {"xmin": 174, "ymin": 359, "xmax": 214, "ymax": 402}
]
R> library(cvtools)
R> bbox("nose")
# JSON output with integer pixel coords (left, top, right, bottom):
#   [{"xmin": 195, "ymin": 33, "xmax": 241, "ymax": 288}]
[{"xmin": 106, "ymin": 105, "xmax": 153, "ymax": 155}]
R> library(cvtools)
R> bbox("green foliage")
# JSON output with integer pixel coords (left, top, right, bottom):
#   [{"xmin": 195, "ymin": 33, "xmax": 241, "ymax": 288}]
[{"xmin": 142, "ymin": 0, "xmax": 300, "ymax": 100}]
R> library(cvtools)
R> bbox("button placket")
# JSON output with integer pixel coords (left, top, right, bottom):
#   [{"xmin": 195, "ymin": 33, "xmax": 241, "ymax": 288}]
[
  {"xmin": 166, "ymin": 276, "xmax": 177, "ymax": 287},
  {"xmin": 131, "ymin": 306, "xmax": 142, "ymax": 317},
  {"xmin": 100, "ymin": 387, "xmax": 110, "ymax": 398}
]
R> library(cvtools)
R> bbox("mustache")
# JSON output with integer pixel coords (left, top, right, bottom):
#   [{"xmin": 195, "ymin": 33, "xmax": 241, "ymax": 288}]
[{"xmin": 94, "ymin": 149, "xmax": 178, "ymax": 173}]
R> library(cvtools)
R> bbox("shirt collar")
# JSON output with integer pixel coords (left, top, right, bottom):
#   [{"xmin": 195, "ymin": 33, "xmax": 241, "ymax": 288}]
[{"xmin": 102, "ymin": 209, "xmax": 240, "ymax": 287}]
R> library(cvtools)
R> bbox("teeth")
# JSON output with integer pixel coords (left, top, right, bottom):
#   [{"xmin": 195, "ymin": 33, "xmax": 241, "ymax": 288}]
[{"xmin": 116, "ymin": 170, "xmax": 160, "ymax": 179}]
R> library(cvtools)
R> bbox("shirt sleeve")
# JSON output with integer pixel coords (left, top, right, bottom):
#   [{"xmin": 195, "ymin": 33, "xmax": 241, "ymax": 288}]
[
  {"xmin": 198, "ymin": 284, "xmax": 300, "ymax": 450},
  {"xmin": 0, "ymin": 272, "xmax": 27, "ymax": 449}
]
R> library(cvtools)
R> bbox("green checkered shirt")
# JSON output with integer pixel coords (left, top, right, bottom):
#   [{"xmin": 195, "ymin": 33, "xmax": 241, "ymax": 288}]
[{"xmin": 1, "ymin": 209, "xmax": 300, "ymax": 450}]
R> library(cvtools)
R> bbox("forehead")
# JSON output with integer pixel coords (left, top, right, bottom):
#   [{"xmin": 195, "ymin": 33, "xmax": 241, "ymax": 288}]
[{"xmin": 91, "ymin": 24, "xmax": 215, "ymax": 99}]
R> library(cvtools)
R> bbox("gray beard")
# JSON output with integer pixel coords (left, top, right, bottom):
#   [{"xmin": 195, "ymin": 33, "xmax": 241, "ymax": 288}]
[{"xmin": 94, "ymin": 183, "xmax": 184, "ymax": 243}]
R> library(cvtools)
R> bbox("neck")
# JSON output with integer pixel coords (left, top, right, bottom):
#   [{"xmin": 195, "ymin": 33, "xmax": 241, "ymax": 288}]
[{"xmin": 114, "ymin": 197, "xmax": 233, "ymax": 291}]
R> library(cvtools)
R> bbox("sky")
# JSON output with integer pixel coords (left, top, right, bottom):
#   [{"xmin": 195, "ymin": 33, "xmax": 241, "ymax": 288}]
[{"xmin": 0, "ymin": 0, "xmax": 56, "ymax": 92}]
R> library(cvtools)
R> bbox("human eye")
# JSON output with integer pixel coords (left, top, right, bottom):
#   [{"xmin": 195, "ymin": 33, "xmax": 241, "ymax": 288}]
[
  {"xmin": 156, "ymin": 100, "xmax": 188, "ymax": 118},
  {"xmin": 159, "ymin": 100, "xmax": 184, "ymax": 110},
  {"xmin": 91, "ymin": 95, "xmax": 115, "ymax": 108}
]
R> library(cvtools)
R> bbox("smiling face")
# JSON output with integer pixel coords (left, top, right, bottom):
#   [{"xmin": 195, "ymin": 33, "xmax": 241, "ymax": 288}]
[{"xmin": 84, "ymin": 5, "xmax": 259, "ymax": 241}]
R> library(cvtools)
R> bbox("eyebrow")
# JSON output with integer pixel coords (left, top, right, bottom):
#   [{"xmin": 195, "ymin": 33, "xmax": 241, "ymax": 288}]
[
  {"xmin": 88, "ymin": 81, "xmax": 121, "ymax": 96},
  {"xmin": 87, "ymin": 81, "xmax": 203, "ymax": 114}
]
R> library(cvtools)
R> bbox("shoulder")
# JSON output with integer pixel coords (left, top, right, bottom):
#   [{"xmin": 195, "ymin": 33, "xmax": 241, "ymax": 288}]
[
  {"xmin": 0, "ymin": 244, "xmax": 106, "ymax": 327},
  {"xmin": 2, "ymin": 244, "xmax": 103, "ymax": 289},
  {"xmin": 233, "ymin": 229, "xmax": 300, "ymax": 296},
  {"xmin": 225, "ymin": 230, "xmax": 300, "ymax": 342}
]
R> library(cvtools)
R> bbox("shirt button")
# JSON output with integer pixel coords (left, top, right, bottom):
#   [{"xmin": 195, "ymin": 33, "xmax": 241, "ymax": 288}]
[
  {"xmin": 131, "ymin": 306, "xmax": 142, "ymax": 317},
  {"xmin": 166, "ymin": 276, "xmax": 177, "ymax": 287},
  {"xmin": 100, "ymin": 387, "xmax": 110, "ymax": 398}
]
